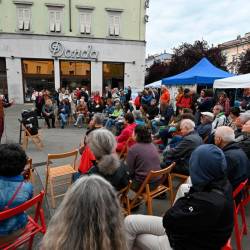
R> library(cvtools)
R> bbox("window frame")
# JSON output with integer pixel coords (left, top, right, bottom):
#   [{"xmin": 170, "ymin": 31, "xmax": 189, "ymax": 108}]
[{"xmin": 16, "ymin": 6, "xmax": 31, "ymax": 31}]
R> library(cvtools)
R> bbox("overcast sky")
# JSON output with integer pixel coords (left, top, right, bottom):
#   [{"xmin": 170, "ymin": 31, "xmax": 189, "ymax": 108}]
[{"xmin": 146, "ymin": 0, "xmax": 250, "ymax": 55}]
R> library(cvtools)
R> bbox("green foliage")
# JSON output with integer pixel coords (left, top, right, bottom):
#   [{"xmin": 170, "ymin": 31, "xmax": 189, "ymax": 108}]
[{"xmin": 238, "ymin": 49, "xmax": 250, "ymax": 74}]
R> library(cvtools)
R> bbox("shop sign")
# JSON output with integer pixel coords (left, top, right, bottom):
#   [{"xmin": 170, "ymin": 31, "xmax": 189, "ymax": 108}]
[{"xmin": 49, "ymin": 41, "xmax": 98, "ymax": 60}]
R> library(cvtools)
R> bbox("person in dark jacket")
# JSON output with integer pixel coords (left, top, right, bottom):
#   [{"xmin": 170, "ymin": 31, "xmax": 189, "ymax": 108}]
[
  {"xmin": 42, "ymin": 99, "xmax": 55, "ymax": 128},
  {"xmin": 196, "ymin": 112, "xmax": 214, "ymax": 141},
  {"xmin": 87, "ymin": 128, "xmax": 129, "ymax": 191},
  {"xmin": 162, "ymin": 119, "xmax": 203, "ymax": 175},
  {"xmin": 124, "ymin": 144, "xmax": 234, "ymax": 250},
  {"xmin": 215, "ymin": 126, "xmax": 250, "ymax": 189},
  {"xmin": 58, "ymin": 99, "xmax": 70, "ymax": 129},
  {"xmin": 237, "ymin": 119, "xmax": 250, "ymax": 160}
]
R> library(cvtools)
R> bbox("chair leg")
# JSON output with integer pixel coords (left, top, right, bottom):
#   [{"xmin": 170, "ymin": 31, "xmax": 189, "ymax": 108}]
[
  {"xmin": 45, "ymin": 172, "xmax": 49, "ymax": 195},
  {"xmin": 28, "ymin": 235, "xmax": 35, "ymax": 250},
  {"xmin": 23, "ymin": 134, "xmax": 28, "ymax": 150},
  {"xmin": 50, "ymin": 178, "xmax": 56, "ymax": 209},
  {"xmin": 240, "ymin": 204, "xmax": 247, "ymax": 235},
  {"xmin": 147, "ymin": 197, "xmax": 153, "ymax": 215},
  {"xmin": 234, "ymin": 212, "xmax": 242, "ymax": 250}
]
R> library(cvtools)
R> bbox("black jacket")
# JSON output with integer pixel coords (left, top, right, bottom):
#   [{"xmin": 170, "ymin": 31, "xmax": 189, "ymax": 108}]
[
  {"xmin": 236, "ymin": 134, "xmax": 250, "ymax": 160},
  {"xmin": 163, "ymin": 180, "xmax": 234, "ymax": 250},
  {"xmin": 88, "ymin": 161, "xmax": 130, "ymax": 191},
  {"xmin": 222, "ymin": 142, "xmax": 250, "ymax": 190}
]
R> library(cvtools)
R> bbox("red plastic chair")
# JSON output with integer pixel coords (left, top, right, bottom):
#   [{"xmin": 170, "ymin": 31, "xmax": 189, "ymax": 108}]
[
  {"xmin": 233, "ymin": 179, "xmax": 248, "ymax": 250},
  {"xmin": 0, "ymin": 191, "xmax": 46, "ymax": 250},
  {"xmin": 221, "ymin": 239, "xmax": 232, "ymax": 250},
  {"xmin": 242, "ymin": 182, "xmax": 250, "ymax": 207}
]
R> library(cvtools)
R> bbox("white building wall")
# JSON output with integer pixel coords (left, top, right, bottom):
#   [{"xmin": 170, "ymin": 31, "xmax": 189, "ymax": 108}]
[
  {"xmin": 0, "ymin": 34, "xmax": 145, "ymax": 103},
  {"xmin": 5, "ymin": 58, "xmax": 23, "ymax": 103}
]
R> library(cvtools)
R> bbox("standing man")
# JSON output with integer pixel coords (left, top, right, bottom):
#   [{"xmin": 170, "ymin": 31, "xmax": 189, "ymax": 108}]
[{"xmin": 0, "ymin": 95, "xmax": 14, "ymax": 142}]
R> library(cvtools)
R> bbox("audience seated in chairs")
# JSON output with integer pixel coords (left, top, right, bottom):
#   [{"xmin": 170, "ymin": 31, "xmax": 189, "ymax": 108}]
[
  {"xmin": 58, "ymin": 99, "xmax": 70, "ymax": 129},
  {"xmin": 116, "ymin": 113, "xmax": 136, "ymax": 153},
  {"xmin": 105, "ymin": 101, "xmax": 123, "ymax": 130},
  {"xmin": 0, "ymin": 144, "xmax": 33, "ymax": 245},
  {"xmin": 41, "ymin": 175, "xmax": 127, "ymax": 250},
  {"xmin": 87, "ymin": 128, "xmax": 130, "ymax": 191},
  {"xmin": 42, "ymin": 99, "xmax": 55, "ymax": 129},
  {"xmin": 161, "ymin": 119, "xmax": 203, "ymax": 175},
  {"xmin": 73, "ymin": 98, "xmax": 88, "ymax": 128},
  {"xmin": 214, "ymin": 126, "xmax": 250, "ymax": 190},
  {"xmin": 126, "ymin": 125, "xmax": 161, "ymax": 191},
  {"xmin": 124, "ymin": 144, "xmax": 234, "ymax": 250}
]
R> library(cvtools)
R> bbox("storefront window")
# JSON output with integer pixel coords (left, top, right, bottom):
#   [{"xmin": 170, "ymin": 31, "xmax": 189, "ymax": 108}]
[
  {"xmin": 103, "ymin": 62, "xmax": 124, "ymax": 90},
  {"xmin": 0, "ymin": 58, "xmax": 8, "ymax": 98},
  {"xmin": 22, "ymin": 59, "xmax": 54, "ymax": 102},
  {"xmin": 60, "ymin": 60, "xmax": 91, "ymax": 91}
]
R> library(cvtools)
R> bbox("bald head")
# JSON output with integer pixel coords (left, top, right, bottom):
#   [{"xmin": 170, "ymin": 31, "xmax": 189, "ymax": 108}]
[{"xmin": 214, "ymin": 126, "xmax": 235, "ymax": 148}]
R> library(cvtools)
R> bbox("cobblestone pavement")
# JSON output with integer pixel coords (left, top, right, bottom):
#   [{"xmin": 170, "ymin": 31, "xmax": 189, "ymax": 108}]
[{"xmin": 3, "ymin": 104, "xmax": 250, "ymax": 249}]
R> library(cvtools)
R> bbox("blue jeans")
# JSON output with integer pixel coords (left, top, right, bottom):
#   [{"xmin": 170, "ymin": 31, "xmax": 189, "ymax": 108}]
[
  {"xmin": 59, "ymin": 113, "xmax": 68, "ymax": 127},
  {"xmin": 105, "ymin": 118, "xmax": 115, "ymax": 129}
]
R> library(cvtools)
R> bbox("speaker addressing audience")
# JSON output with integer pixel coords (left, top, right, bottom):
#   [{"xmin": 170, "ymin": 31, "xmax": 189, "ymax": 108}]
[
  {"xmin": 41, "ymin": 175, "xmax": 127, "ymax": 250},
  {"xmin": 0, "ymin": 144, "xmax": 33, "ymax": 244}
]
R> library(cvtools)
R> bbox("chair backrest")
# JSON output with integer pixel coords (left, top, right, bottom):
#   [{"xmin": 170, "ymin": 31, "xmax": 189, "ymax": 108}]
[
  {"xmin": 233, "ymin": 179, "xmax": 248, "ymax": 201},
  {"xmin": 118, "ymin": 180, "xmax": 132, "ymax": 215},
  {"xmin": 0, "ymin": 191, "xmax": 45, "ymax": 221},
  {"xmin": 47, "ymin": 149, "xmax": 78, "ymax": 169},
  {"xmin": 137, "ymin": 163, "xmax": 175, "ymax": 195}
]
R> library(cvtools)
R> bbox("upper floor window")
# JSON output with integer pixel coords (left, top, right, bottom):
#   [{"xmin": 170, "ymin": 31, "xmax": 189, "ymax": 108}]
[
  {"xmin": 49, "ymin": 10, "xmax": 62, "ymax": 32},
  {"xmin": 105, "ymin": 8, "xmax": 123, "ymax": 37},
  {"xmin": 17, "ymin": 7, "xmax": 31, "ymax": 31},
  {"xmin": 109, "ymin": 15, "xmax": 120, "ymax": 36},
  {"xmin": 79, "ymin": 12, "xmax": 91, "ymax": 34}
]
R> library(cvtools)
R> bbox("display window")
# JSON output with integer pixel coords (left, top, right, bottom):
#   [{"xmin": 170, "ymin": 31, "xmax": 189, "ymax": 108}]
[
  {"xmin": 103, "ymin": 62, "xmax": 124, "ymax": 90},
  {"xmin": 22, "ymin": 59, "xmax": 54, "ymax": 102},
  {"xmin": 60, "ymin": 60, "xmax": 91, "ymax": 91}
]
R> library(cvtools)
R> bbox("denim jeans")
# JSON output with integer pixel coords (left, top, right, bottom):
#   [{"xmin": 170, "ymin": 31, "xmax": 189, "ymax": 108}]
[
  {"xmin": 59, "ymin": 113, "xmax": 68, "ymax": 127},
  {"xmin": 105, "ymin": 118, "xmax": 115, "ymax": 129},
  {"xmin": 74, "ymin": 114, "xmax": 84, "ymax": 127}
]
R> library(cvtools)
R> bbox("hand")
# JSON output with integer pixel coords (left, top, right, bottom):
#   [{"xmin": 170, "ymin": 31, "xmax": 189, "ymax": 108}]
[{"xmin": 10, "ymin": 99, "xmax": 15, "ymax": 105}]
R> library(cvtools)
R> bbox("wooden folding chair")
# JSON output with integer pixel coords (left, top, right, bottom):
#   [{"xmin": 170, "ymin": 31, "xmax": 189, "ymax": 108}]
[
  {"xmin": 130, "ymin": 163, "xmax": 175, "ymax": 215},
  {"xmin": 45, "ymin": 149, "xmax": 78, "ymax": 208},
  {"xmin": 25, "ymin": 158, "xmax": 35, "ymax": 185},
  {"xmin": 119, "ymin": 137, "xmax": 134, "ymax": 160},
  {"xmin": 21, "ymin": 123, "xmax": 43, "ymax": 150},
  {"xmin": 118, "ymin": 180, "xmax": 132, "ymax": 216},
  {"xmin": 169, "ymin": 172, "xmax": 189, "ymax": 205}
]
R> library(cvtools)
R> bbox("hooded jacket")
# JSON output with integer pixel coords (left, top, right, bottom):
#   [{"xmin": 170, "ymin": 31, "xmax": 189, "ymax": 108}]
[{"xmin": 163, "ymin": 145, "xmax": 234, "ymax": 250}]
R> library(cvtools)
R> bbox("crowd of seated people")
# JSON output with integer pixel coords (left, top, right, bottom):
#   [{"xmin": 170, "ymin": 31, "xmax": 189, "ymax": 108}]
[{"xmin": 1, "ymin": 85, "xmax": 250, "ymax": 250}]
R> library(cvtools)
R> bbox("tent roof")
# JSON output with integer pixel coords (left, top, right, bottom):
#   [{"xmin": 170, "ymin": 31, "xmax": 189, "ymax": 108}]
[
  {"xmin": 145, "ymin": 80, "xmax": 161, "ymax": 88},
  {"xmin": 214, "ymin": 73, "xmax": 250, "ymax": 89},
  {"xmin": 162, "ymin": 58, "xmax": 233, "ymax": 85}
]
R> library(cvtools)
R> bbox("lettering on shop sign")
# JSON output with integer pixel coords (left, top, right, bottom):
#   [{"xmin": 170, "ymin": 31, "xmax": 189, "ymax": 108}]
[{"xmin": 49, "ymin": 41, "xmax": 99, "ymax": 60}]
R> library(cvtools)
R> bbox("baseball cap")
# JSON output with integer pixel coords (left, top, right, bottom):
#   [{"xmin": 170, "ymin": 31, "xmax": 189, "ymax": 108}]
[{"xmin": 201, "ymin": 112, "xmax": 214, "ymax": 119}]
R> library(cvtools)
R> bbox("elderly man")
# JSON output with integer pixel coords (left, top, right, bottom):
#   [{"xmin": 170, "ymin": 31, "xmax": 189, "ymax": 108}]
[
  {"xmin": 196, "ymin": 111, "xmax": 214, "ymax": 141},
  {"xmin": 162, "ymin": 119, "xmax": 203, "ymax": 175},
  {"xmin": 215, "ymin": 126, "xmax": 250, "ymax": 190},
  {"xmin": 212, "ymin": 105, "xmax": 227, "ymax": 132}
]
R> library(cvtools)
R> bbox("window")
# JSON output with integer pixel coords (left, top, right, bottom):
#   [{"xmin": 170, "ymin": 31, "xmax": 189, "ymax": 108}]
[
  {"xmin": 17, "ymin": 7, "xmax": 31, "ymax": 30},
  {"xmin": 49, "ymin": 10, "xmax": 62, "ymax": 32},
  {"xmin": 79, "ymin": 12, "xmax": 91, "ymax": 34},
  {"xmin": 109, "ymin": 15, "xmax": 120, "ymax": 36}
]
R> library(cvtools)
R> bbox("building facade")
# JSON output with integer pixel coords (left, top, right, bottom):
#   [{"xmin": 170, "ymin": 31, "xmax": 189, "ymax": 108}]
[
  {"xmin": 219, "ymin": 32, "xmax": 250, "ymax": 74},
  {"xmin": 0, "ymin": 0, "xmax": 148, "ymax": 103}
]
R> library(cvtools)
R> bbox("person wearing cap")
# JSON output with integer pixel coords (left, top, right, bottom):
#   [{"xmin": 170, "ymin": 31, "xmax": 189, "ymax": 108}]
[
  {"xmin": 196, "ymin": 112, "xmax": 214, "ymax": 141},
  {"xmin": 124, "ymin": 144, "xmax": 234, "ymax": 250}
]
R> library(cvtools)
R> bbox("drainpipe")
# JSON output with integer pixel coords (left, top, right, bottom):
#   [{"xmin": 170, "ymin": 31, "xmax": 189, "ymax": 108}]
[{"xmin": 69, "ymin": 0, "xmax": 72, "ymax": 32}]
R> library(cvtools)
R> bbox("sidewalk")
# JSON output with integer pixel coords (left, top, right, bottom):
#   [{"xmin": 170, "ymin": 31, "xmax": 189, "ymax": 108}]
[{"xmin": 3, "ymin": 104, "xmax": 250, "ymax": 249}]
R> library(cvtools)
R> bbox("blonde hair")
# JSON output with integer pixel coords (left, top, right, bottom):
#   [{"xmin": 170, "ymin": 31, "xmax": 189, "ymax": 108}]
[{"xmin": 41, "ymin": 175, "xmax": 127, "ymax": 250}]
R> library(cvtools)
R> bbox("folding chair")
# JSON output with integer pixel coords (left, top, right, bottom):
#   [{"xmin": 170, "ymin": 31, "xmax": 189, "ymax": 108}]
[
  {"xmin": 0, "ymin": 191, "xmax": 46, "ymax": 250},
  {"xmin": 24, "ymin": 158, "xmax": 35, "ymax": 185},
  {"xmin": 118, "ymin": 180, "xmax": 132, "ymax": 216},
  {"xmin": 45, "ymin": 149, "xmax": 78, "ymax": 208},
  {"xmin": 169, "ymin": 172, "xmax": 189, "ymax": 205},
  {"xmin": 130, "ymin": 163, "xmax": 175, "ymax": 215},
  {"xmin": 20, "ymin": 122, "xmax": 43, "ymax": 150},
  {"xmin": 233, "ymin": 179, "xmax": 248, "ymax": 250},
  {"xmin": 221, "ymin": 239, "xmax": 232, "ymax": 250},
  {"xmin": 119, "ymin": 137, "xmax": 134, "ymax": 160}
]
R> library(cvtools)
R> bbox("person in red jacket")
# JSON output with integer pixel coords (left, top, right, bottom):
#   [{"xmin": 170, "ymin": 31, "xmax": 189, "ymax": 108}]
[
  {"xmin": 176, "ymin": 88, "xmax": 193, "ymax": 109},
  {"xmin": 134, "ymin": 92, "xmax": 142, "ymax": 110},
  {"xmin": 116, "ymin": 113, "xmax": 136, "ymax": 152}
]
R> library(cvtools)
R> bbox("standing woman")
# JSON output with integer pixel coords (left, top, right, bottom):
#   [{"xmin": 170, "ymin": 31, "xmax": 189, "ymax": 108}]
[
  {"xmin": 41, "ymin": 175, "xmax": 127, "ymax": 250},
  {"xmin": 0, "ymin": 95, "xmax": 14, "ymax": 142}
]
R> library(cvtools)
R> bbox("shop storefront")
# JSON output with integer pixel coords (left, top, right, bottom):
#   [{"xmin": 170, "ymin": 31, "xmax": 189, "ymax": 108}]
[
  {"xmin": 0, "ymin": 34, "xmax": 145, "ymax": 104},
  {"xmin": 60, "ymin": 60, "xmax": 91, "ymax": 91},
  {"xmin": 22, "ymin": 59, "xmax": 54, "ymax": 102},
  {"xmin": 103, "ymin": 62, "xmax": 124, "ymax": 90},
  {"xmin": 0, "ymin": 58, "xmax": 8, "ymax": 97}
]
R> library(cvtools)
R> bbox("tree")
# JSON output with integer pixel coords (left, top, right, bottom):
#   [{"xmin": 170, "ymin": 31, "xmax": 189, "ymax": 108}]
[
  {"xmin": 145, "ymin": 40, "xmax": 227, "ymax": 84},
  {"xmin": 238, "ymin": 49, "xmax": 250, "ymax": 74},
  {"xmin": 168, "ymin": 40, "xmax": 227, "ymax": 76}
]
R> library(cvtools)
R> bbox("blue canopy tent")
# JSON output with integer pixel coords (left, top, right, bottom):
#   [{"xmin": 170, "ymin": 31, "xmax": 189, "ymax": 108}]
[{"xmin": 162, "ymin": 58, "xmax": 233, "ymax": 86}]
